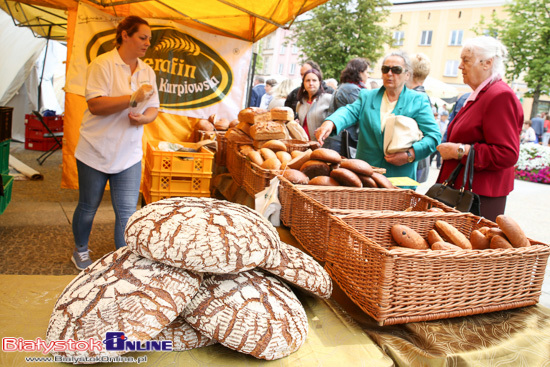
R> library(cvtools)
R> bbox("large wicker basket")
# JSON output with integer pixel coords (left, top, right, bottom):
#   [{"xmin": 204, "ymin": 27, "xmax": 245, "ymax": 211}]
[
  {"xmin": 278, "ymin": 176, "xmax": 459, "ymax": 259},
  {"xmin": 226, "ymin": 141, "xmax": 247, "ymax": 186},
  {"xmin": 325, "ymin": 211, "xmax": 550, "ymax": 326}
]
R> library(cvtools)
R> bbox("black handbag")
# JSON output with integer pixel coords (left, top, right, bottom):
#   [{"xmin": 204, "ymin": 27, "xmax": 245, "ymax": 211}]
[{"xmin": 425, "ymin": 146, "xmax": 481, "ymax": 215}]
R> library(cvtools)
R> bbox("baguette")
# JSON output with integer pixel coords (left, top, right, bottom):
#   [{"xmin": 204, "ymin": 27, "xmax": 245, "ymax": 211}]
[{"xmin": 434, "ymin": 220, "xmax": 472, "ymax": 250}]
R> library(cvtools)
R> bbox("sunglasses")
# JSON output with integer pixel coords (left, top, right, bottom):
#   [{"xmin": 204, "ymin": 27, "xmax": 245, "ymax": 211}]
[{"xmin": 381, "ymin": 65, "xmax": 404, "ymax": 74}]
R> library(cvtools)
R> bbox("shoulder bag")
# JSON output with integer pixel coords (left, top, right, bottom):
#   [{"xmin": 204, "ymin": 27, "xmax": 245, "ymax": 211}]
[{"xmin": 425, "ymin": 146, "xmax": 481, "ymax": 215}]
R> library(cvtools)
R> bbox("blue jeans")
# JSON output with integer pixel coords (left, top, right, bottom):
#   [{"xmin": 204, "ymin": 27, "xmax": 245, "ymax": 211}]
[{"xmin": 73, "ymin": 159, "xmax": 141, "ymax": 251}]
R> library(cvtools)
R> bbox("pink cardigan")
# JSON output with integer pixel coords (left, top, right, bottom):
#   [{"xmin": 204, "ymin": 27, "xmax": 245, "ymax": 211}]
[{"xmin": 436, "ymin": 80, "xmax": 523, "ymax": 197}]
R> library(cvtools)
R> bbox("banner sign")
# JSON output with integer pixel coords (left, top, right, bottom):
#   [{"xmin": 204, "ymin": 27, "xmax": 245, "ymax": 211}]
[{"xmin": 66, "ymin": 3, "xmax": 252, "ymax": 118}]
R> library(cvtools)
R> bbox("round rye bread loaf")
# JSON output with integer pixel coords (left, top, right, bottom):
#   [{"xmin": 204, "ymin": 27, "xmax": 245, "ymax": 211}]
[
  {"xmin": 125, "ymin": 197, "xmax": 281, "ymax": 273},
  {"xmin": 300, "ymin": 159, "xmax": 331, "ymax": 179},
  {"xmin": 330, "ymin": 168, "xmax": 362, "ymax": 187},
  {"xmin": 282, "ymin": 169, "xmax": 309, "ymax": 184},
  {"xmin": 46, "ymin": 247, "xmax": 202, "ymax": 361},
  {"xmin": 339, "ymin": 159, "xmax": 374, "ymax": 176},
  {"xmin": 183, "ymin": 270, "xmax": 308, "ymax": 360},
  {"xmin": 261, "ymin": 242, "xmax": 332, "ymax": 299},
  {"xmin": 154, "ymin": 315, "xmax": 216, "ymax": 351},
  {"xmin": 309, "ymin": 176, "xmax": 340, "ymax": 186},
  {"xmin": 310, "ymin": 148, "xmax": 342, "ymax": 164}
]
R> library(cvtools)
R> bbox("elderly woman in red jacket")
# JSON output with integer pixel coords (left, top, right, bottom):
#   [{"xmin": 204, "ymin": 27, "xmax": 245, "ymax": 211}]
[{"xmin": 436, "ymin": 36, "xmax": 523, "ymax": 221}]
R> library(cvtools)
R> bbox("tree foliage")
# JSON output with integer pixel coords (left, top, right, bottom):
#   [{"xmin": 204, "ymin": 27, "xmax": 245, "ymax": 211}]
[
  {"xmin": 291, "ymin": 0, "xmax": 395, "ymax": 80},
  {"xmin": 476, "ymin": 0, "xmax": 550, "ymax": 117}
]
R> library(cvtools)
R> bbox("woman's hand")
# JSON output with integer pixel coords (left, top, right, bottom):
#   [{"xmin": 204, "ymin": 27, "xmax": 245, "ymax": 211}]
[
  {"xmin": 128, "ymin": 107, "xmax": 159, "ymax": 126},
  {"xmin": 384, "ymin": 149, "xmax": 413, "ymax": 166},
  {"xmin": 437, "ymin": 143, "xmax": 470, "ymax": 160},
  {"xmin": 315, "ymin": 120, "xmax": 335, "ymax": 146}
]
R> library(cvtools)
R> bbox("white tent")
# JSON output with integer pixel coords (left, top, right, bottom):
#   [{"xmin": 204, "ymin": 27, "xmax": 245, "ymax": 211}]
[{"xmin": 0, "ymin": 10, "xmax": 66, "ymax": 142}]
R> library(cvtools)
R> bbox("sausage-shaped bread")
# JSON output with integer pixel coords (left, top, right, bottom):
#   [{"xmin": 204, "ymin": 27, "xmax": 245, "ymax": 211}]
[
  {"xmin": 490, "ymin": 235, "xmax": 514, "ymax": 249},
  {"xmin": 434, "ymin": 220, "xmax": 472, "ymax": 250},
  {"xmin": 431, "ymin": 241, "xmax": 463, "ymax": 251},
  {"xmin": 427, "ymin": 229, "xmax": 445, "ymax": 245},
  {"xmin": 391, "ymin": 224, "xmax": 429, "ymax": 250},
  {"xmin": 371, "ymin": 172, "xmax": 394, "ymax": 189},
  {"xmin": 470, "ymin": 229, "xmax": 490, "ymax": 250},
  {"xmin": 496, "ymin": 215, "xmax": 530, "ymax": 248}
]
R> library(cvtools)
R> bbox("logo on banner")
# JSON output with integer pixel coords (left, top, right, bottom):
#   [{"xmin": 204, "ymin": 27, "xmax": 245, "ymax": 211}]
[
  {"xmin": 103, "ymin": 332, "xmax": 172, "ymax": 352},
  {"xmin": 85, "ymin": 26, "xmax": 233, "ymax": 111}
]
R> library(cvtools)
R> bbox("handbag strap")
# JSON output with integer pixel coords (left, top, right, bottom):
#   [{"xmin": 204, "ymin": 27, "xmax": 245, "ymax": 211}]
[
  {"xmin": 459, "ymin": 145, "xmax": 475, "ymax": 192},
  {"xmin": 443, "ymin": 161, "xmax": 464, "ymax": 186}
]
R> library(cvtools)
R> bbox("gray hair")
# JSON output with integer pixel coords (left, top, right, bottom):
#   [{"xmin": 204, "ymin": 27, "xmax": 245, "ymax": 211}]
[
  {"xmin": 382, "ymin": 50, "xmax": 412, "ymax": 73},
  {"xmin": 462, "ymin": 36, "xmax": 507, "ymax": 82}
]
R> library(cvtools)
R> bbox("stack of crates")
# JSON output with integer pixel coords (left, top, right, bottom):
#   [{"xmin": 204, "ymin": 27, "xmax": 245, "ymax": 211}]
[
  {"xmin": 142, "ymin": 140, "xmax": 215, "ymax": 204},
  {"xmin": 1, "ymin": 106, "xmax": 13, "ymax": 214},
  {"xmin": 24, "ymin": 114, "xmax": 64, "ymax": 151}
]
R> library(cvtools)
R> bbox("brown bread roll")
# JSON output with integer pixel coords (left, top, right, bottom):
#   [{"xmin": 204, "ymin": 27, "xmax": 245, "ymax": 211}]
[
  {"xmin": 300, "ymin": 160, "xmax": 331, "ymax": 179},
  {"xmin": 310, "ymin": 148, "xmax": 342, "ymax": 164},
  {"xmin": 470, "ymin": 229, "xmax": 490, "ymax": 250},
  {"xmin": 308, "ymin": 176, "xmax": 340, "ymax": 186},
  {"xmin": 330, "ymin": 168, "xmax": 362, "ymax": 187},
  {"xmin": 339, "ymin": 159, "xmax": 374, "ymax": 176},
  {"xmin": 291, "ymin": 150, "xmax": 304, "ymax": 159},
  {"xmin": 391, "ymin": 224, "xmax": 429, "ymax": 250},
  {"xmin": 287, "ymin": 149, "xmax": 312, "ymax": 169},
  {"xmin": 262, "ymin": 140, "xmax": 287, "ymax": 152},
  {"xmin": 247, "ymin": 150, "xmax": 263, "ymax": 166},
  {"xmin": 483, "ymin": 227, "xmax": 507, "ymax": 240},
  {"xmin": 371, "ymin": 172, "xmax": 394, "ymax": 189},
  {"xmin": 261, "ymin": 157, "xmax": 282, "ymax": 170},
  {"xmin": 229, "ymin": 119, "xmax": 239, "ymax": 128},
  {"xmin": 239, "ymin": 145, "xmax": 255, "ymax": 156},
  {"xmin": 282, "ymin": 169, "xmax": 309, "ymax": 185},
  {"xmin": 196, "ymin": 119, "xmax": 215, "ymax": 132},
  {"xmin": 427, "ymin": 229, "xmax": 445, "ymax": 245},
  {"xmin": 276, "ymin": 151, "xmax": 292, "ymax": 168},
  {"xmin": 434, "ymin": 220, "xmax": 472, "ymax": 250},
  {"xmin": 496, "ymin": 215, "xmax": 530, "ymax": 248},
  {"xmin": 490, "ymin": 235, "xmax": 514, "ymax": 249},
  {"xmin": 260, "ymin": 148, "xmax": 277, "ymax": 161},
  {"xmin": 426, "ymin": 207, "xmax": 445, "ymax": 213},
  {"xmin": 208, "ymin": 113, "xmax": 217, "ymax": 124},
  {"xmin": 215, "ymin": 118, "xmax": 230, "ymax": 130},
  {"xmin": 431, "ymin": 241, "xmax": 463, "ymax": 251},
  {"xmin": 357, "ymin": 174, "xmax": 377, "ymax": 188}
]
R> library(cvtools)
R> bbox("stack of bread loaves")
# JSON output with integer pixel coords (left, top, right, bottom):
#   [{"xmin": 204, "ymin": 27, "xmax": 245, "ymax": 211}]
[
  {"xmin": 46, "ymin": 197, "xmax": 332, "ymax": 363},
  {"xmin": 192, "ymin": 113, "xmax": 237, "ymax": 142},
  {"xmin": 281, "ymin": 148, "xmax": 394, "ymax": 188}
]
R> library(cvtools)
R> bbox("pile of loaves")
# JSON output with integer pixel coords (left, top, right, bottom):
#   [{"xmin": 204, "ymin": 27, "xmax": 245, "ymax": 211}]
[
  {"xmin": 223, "ymin": 106, "xmax": 395, "ymax": 188},
  {"xmin": 46, "ymin": 197, "xmax": 332, "ymax": 363},
  {"xmin": 391, "ymin": 215, "xmax": 531, "ymax": 251}
]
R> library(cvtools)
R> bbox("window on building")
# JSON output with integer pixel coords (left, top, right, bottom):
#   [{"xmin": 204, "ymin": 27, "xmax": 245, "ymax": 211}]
[
  {"xmin": 420, "ymin": 30, "xmax": 432, "ymax": 46},
  {"xmin": 449, "ymin": 30, "xmax": 463, "ymax": 46},
  {"xmin": 290, "ymin": 63, "xmax": 296, "ymax": 75},
  {"xmin": 483, "ymin": 29, "xmax": 498, "ymax": 38},
  {"xmin": 393, "ymin": 31, "xmax": 404, "ymax": 46},
  {"xmin": 444, "ymin": 60, "xmax": 459, "ymax": 77},
  {"xmin": 278, "ymin": 63, "xmax": 284, "ymax": 75},
  {"xmin": 265, "ymin": 35, "xmax": 274, "ymax": 49},
  {"xmin": 280, "ymin": 44, "xmax": 286, "ymax": 55},
  {"xmin": 292, "ymin": 44, "xmax": 298, "ymax": 54},
  {"xmin": 263, "ymin": 56, "xmax": 271, "ymax": 74}
]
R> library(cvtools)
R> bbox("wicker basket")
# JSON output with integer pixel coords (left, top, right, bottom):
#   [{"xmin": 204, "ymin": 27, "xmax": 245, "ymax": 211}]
[
  {"xmin": 226, "ymin": 141, "xmax": 247, "ymax": 186},
  {"xmin": 279, "ymin": 177, "xmax": 460, "ymax": 260},
  {"xmin": 325, "ymin": 212, "xmax": 550, "ymax": 326}
]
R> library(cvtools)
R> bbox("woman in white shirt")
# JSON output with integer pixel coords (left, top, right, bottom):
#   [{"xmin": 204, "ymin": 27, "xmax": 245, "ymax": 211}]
[{"xmin": 71, "ymin": 16, "xmax": 159, "ymax": 270}]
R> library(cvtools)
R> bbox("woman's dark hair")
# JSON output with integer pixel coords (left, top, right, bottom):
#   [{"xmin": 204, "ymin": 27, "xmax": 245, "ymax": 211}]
[
  {"xmin": 297, "ymin": 69, "xmax": 324, "ymax": 101},
  {"xmin": 340, "ymin": 58, "xmax": 370, "ymax": 84},
  {"xmin": 116, "ymin": 16, "xmax": 150, "ymax": 47}
]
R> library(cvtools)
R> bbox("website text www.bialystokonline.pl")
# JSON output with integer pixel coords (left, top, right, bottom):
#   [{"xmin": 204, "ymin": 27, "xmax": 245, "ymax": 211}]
[{"xmin": 24, "ymin": 355, "xmax": 148, "ymax": 364}]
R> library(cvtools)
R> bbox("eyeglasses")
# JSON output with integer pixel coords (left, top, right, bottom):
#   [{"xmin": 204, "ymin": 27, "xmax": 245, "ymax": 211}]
[{"xmin": 381, "ymin": 65, "xmax": 404, "ymax": 74}]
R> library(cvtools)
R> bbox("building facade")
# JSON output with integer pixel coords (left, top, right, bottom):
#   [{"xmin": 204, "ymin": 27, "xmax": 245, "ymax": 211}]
[{"xmin": 256, "ymin": 27, "xmax": 302, "ymax": 83}]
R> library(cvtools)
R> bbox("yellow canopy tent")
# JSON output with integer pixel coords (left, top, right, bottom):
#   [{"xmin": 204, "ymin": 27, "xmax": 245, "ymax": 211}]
[{"xmin": 1, "ymin": 0, "xmax": 329, "ymax": 188}]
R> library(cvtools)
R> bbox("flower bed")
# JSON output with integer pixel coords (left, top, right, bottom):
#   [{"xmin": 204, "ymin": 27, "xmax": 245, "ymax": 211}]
[{"xmin": 515, "ymin": 143, "xmax": 550, "ymax": 184}]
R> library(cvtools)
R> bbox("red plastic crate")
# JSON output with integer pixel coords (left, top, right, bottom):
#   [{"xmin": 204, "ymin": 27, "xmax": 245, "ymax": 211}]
[
  {"xmin": 25, "ymin": 125, "xmax": 63, "ymax": 140},
  {"xmin": 25, "ymin": 137, "xmax": 63, "ymax": 152},
  {"xmin": 24, "ymin": 114, "xmax": 63, "ymax": 131}
]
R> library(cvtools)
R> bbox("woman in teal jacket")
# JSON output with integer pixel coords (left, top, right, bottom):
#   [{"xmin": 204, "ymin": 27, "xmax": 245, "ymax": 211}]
[{"xmin": 315, "ymin": 51, "xmax": 440, "ymax": 181}]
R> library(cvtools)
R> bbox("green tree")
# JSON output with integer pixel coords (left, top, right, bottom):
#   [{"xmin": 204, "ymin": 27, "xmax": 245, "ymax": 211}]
[
  {"xmin": 475, "ymin": 0, "xmax": 550, "ymax": 118},
  {"xmin": 291, "ymin": 0, "xmax": 395, "ymax": 80}
]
